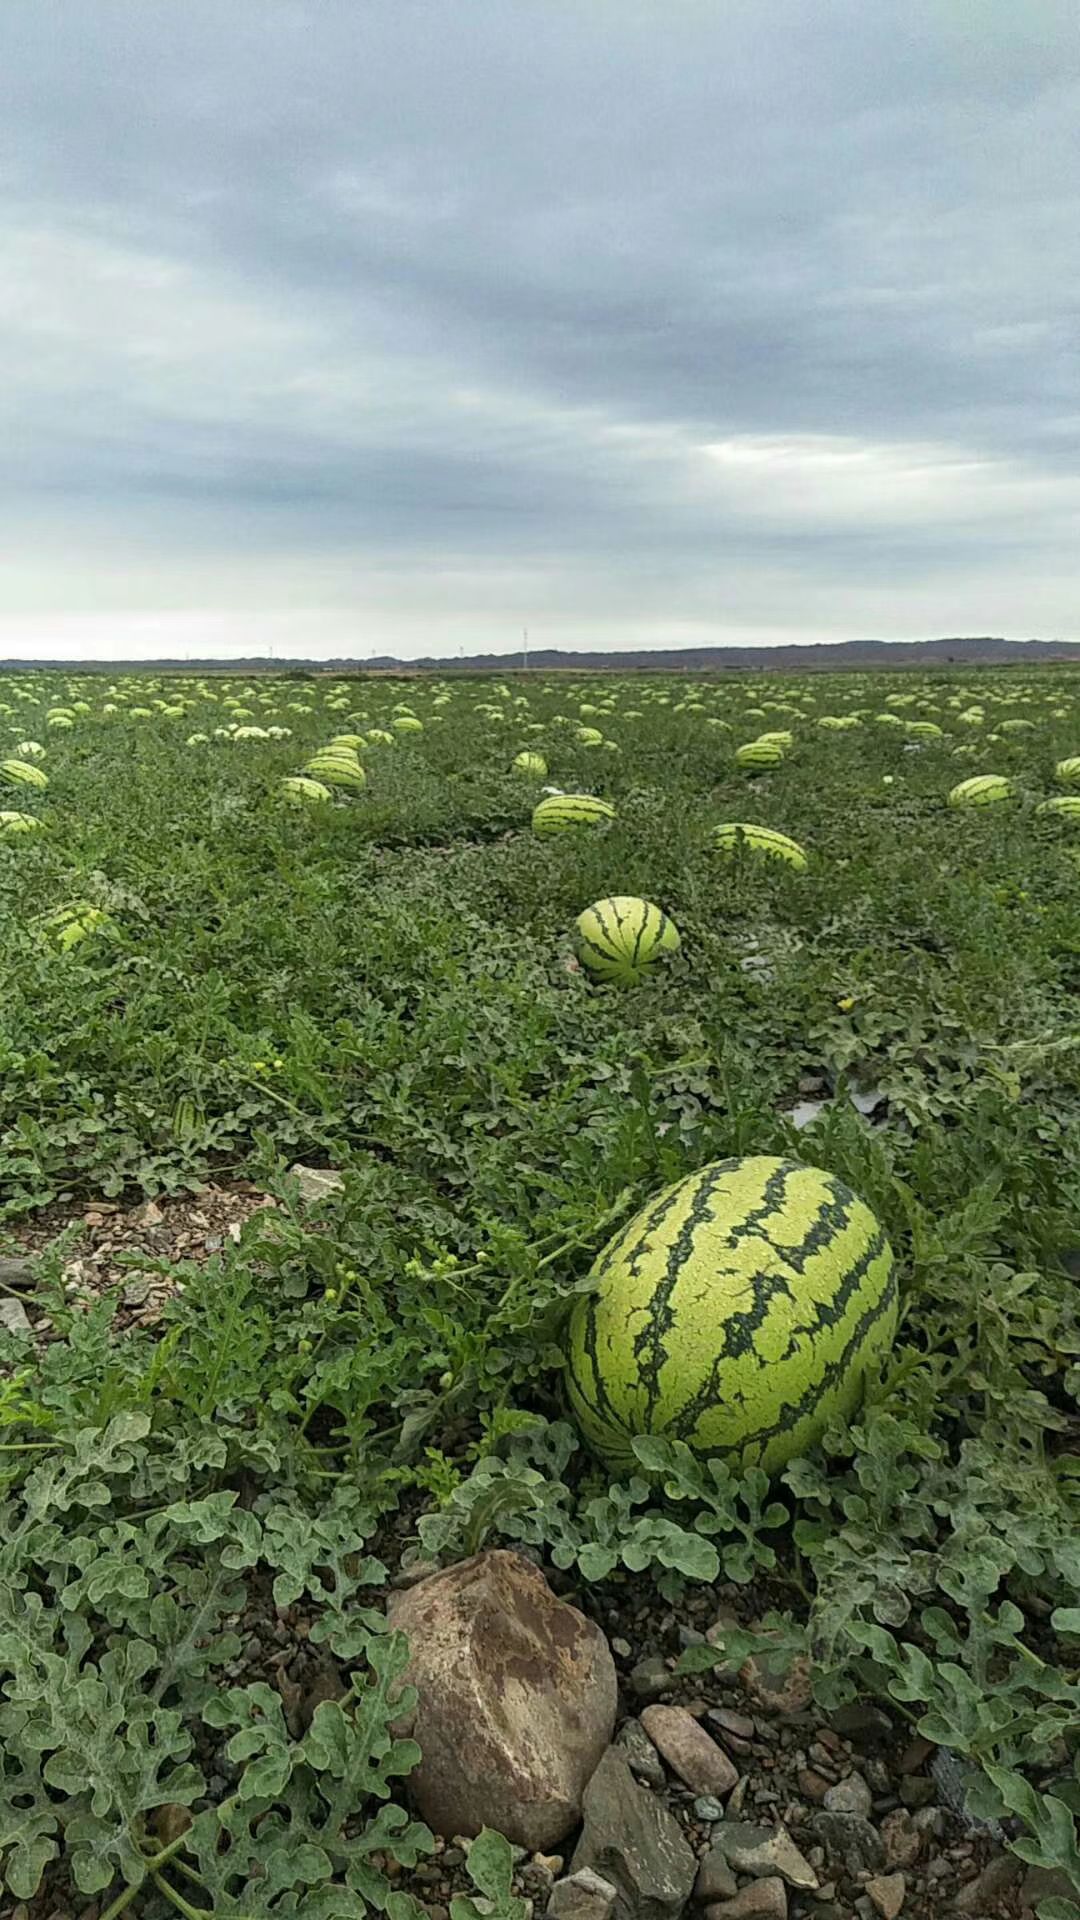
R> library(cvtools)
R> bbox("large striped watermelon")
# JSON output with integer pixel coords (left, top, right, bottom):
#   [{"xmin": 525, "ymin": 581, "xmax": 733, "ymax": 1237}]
[
  {"xmin": 948, "ymin": 774, "xmax": 1012, "ymax": 808},
  {"xmin": 532, "ymin": 794, "xmax": 617, "ymax": 835},
  {"xmin": 735, "ymin": 739, "xmax": 784, "ymax": 770},
  {"xmin": 565, "ymin": 1156, "xmax": 896, "ymax": 1473},
  {"xmin": 710, "ymin": 822, "xmax": 807, "ymax": 871},
  {"xmin": 575, "ymin": 897, "xmax": 680, "ymax": 985}
]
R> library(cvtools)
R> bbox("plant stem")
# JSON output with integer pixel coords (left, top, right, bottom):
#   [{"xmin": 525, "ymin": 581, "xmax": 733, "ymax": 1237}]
[
  {"xmin": 98, "ymin": 1826, "xmax": 198, "ymax": 1920},
  {"xmin": 153, "ymin": 1870, "xmax": 208, "ymax": 1918}
]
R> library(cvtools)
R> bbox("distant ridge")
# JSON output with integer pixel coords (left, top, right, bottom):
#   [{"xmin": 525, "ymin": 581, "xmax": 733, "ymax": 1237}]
[{"xmin": 2, "ymin": 636, "xmax": 1080, "ymax": 672}]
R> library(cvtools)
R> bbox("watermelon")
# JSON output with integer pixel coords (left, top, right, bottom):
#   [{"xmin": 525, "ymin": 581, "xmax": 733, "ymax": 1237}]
[
  {"xmin": 735, "ymin": 739, "xmax": 784, "ymax": 769},
  {"xmin": 532, "ymin": 794, "xmax": 616, "ymax": 835},
  {"xmin": 512, "ymin": 751, "xmax": 548, "ymax": 779},
  {"xmin": 1055, "ymin": 757, "xmax": 1080, "ymax": 787},
  {"xmin": 710, "ymin": 823, "xmax": 807, "ymax": 871},
  {"xmin": 565, "ymin": 1155, "xmax": 896, "ymax": 1473},
  {"xmin": 0, "ymin": 760, "xmax": 48, "ymax": 790},
  {"xmin": 1037, "ymin": 796, "xmax": 1080, "ymax": 820},
  {"xmin": 948, "ymin": 775, "xmax": 1012, "ymax": 808},
  {"xmin": 281, "ymin": 776, "xmax": 333, "ymax": 805},
  {"xmin": 575, "ymin": 897, "xmax": 680, "ymax": 985}
]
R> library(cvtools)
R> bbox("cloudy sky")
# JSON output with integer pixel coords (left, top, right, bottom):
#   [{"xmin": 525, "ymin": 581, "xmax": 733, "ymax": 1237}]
[{"xmin": 1, "ymin": 1, "xmax": 1078, "ymax": 660}]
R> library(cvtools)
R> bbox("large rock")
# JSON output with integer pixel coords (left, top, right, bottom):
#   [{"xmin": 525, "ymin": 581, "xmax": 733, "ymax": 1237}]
[
  {"xmin": 388, "ymin": 1550, "xmax": 616, "ymax": 1849},
  {"xmin": 571, "ymin": 1748, "xmax": 697, "ymax": 1920}
]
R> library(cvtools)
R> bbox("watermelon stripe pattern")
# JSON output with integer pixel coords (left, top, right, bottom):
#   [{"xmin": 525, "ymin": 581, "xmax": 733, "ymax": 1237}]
[
  {"xmin": 710, "ymin": 823, "xmax": 807, "ymax": 870},
  {"xmin": 735, "ymin": 739, "xmax": 784, "ymax": 769},
  {"xmin": 1037, "ymin": 796, "xmax": 1080, "ymax": 819},
  {"xmin": 533, "ymin": 794, "xmax": 617, "ymax": 835},
  {"xmin": 575, "ymin": 896, "xmax": 680, "ymax": 984},
  {"xmin": 948, "ymin": 775, "xmax": 1012, "ymax": 807},
  {"xmin": 565, "ymin": 1155, "xmax": 896, "ymax": 1474}
]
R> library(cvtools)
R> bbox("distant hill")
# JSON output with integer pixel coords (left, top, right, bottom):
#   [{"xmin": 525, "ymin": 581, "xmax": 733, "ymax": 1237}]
[
  {"xmin": 3, "ymin": 636, "xmax": 1080, "ymax": 673},
  {"xmin": 363, "ymin": 636, "xmax": 1080, "ymax": 672}
]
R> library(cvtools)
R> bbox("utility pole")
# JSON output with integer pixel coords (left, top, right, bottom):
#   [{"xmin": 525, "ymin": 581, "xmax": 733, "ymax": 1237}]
[{"xmin": 522, "ymin": 627, "xmax": 529, "ymax": 671}]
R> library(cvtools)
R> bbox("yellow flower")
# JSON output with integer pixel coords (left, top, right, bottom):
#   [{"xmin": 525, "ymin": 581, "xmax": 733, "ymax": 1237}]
[{"xmin": 837, "ymin": 996, "xmax": 855, "ymax": 1012}]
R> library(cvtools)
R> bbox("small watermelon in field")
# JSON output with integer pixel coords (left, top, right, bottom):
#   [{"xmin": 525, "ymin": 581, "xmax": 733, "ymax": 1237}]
[
  {"xmin": 710, "ymin": 823, "xmax": 807, "ymax": 871},
  {"xmin": 1055, "ymin": 756, "xmax": 1080, "ymax": 787},
  {"xmin": 0, "ymin": 760, "xmax": 48, "ymax": 790},
  {"xmin": 575, "ymin": 897, "xmax": 680, "ymax": 985},
  {"xmin": 512, "ymin": 751, "xmax": 548, "ymax": 778},
  {"xmin": 532, "ymin": 793, "xmax": 616, "ymax": 835},
  {"xmin": 736, "ymin": 739, "xmax": 784, "ymax": 770},
  {"xmin": 565, "ymin": 1155, "xmax": 896, "ymax": 1473},
  {"xmin": 304, "ymin": 750, "xmax": 366, "ymax": 790},
  {"xmin": 1037, "ymin": 796, "xmax": 1080, "ymax": 820},
  {"xmin": 281, "ymin": 776, "xmax": 333, "ymax": 805},
  {"xmin": 948, "ymin": 774, "xmax": 1012, "ymax": 808}
]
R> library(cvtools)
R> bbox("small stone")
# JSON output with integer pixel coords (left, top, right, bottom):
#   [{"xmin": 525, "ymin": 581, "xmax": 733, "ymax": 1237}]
[
  {"xmin": 571, "ymin": 1750, "xmax": 696, "ymax": 1920},
  {"xmin": 616, "ymin": 1719, "xmax": 667, "ymax": 1789},
  {"xmin": 0, "ymin": 1297, "xmax": 32, "ymax": 1334},
  {"xmin": 796, "ymin": 1771, "xmax": 832, "ymax": 1804},
  {"xmin": 739, "ymin": 1653, "xmax": 813, "ymax": 1717},
  {"xmin": 810, "ymin": 1812, "xmax": 885, "ymax": 1876},
  {"xmin": 136, "ymin": 1198, "xmax": 165, "ymax": 1226},
  {"xmin": 726, "ymin": 1778, "xmax": 748, "ymax": 1817},
  {"xmin": 629, "ymin": 1656, "xmax": 672, "ymax": 1702},
  {"xmin": 899, "ymin": 1777, "xmax": 937, "ymax": 1810},
  {"xmin": 611, "ymin": 1638, "xmax": 632, "ymax": 1660},
  {"xmin": 828, "ymin": 1703, "xmax": 892, "ymax": 1749},
  {"xmin": 822, "ymin": 1775, "xmax": 872, "ymax": 1820},
  {"xmin": 289, "ymin": 1163, "xmax": 346, "ymax": 1204},
  {"xmin": 694, "ymin": 1846, "xmax": 738, "ymax": 1903},
  {"xmin": 640, "ymin": 1706, "xmax": 739, "ymax": 1799},
  {"xmin": 547, "ymin": 1868, "xmax": 618, "ymax": 1920},
  {"xmin": 536, "ymin": 1856, "xmax": 564, "ymax": 1876},
  {"xmin": 879, "ymin": 1810, "xmax": 921, "ymax": 1871},
  {"xmin": 898, "ymin": 1736, "xmax": 934, "ymax": 1774},
  {"xmin": 865, "ymin": 1874, "xmax": 905, "ymax": 1920},
  {"xmin": 713, "ymin": 1823, "xmax": 818, "ymax": 1892},
  {"xmin": 121, "ymin": 1274, "xmax": 157, "ymax": 1307},
  {"xmin": 704, "ymin": 1878, "xmax": 787, "ymax": 1918},
  {"xmin": 0, "ymin": 1256, "xmax": 36, "ymax": 1290},
  {"xmin": 911, "ymin": 1807, "xmax": 945, "ymax": 1840},
  {"xmin": 693, "ymin": 1797, "xmax": 725, "ymax": 1824},
  {"xmin": 951, "ymin": 1855, "xmax": 1021, "ymax": 1913},
  {"xmin": 153, "ymin": 1804, "xmax": 193, "ymax": 1846},
  {"xmin": 705, "ymin": 1608, "xmax": 742, "ymax": 1667},
  {"xmin": 711, "ymin": 1709, "xmax": 756, "ymax": 1742}
]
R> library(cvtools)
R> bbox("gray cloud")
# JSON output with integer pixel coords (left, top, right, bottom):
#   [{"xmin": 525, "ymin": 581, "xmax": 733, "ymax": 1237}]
[{"xmin": 0, "ymin": 0, "xmax": 1077, "ymax": 656}]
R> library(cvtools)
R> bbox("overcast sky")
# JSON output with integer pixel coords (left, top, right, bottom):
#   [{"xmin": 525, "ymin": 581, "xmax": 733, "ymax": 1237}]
[{"xmin": 1, "ymin": 1, "xmax": 1078, "ymax": 660}]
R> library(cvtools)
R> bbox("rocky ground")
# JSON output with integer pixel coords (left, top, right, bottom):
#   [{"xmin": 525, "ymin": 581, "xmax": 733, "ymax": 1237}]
[{"xmin": 2, "ymin": 1185, "xmax": 1054, "ymax": 1920}]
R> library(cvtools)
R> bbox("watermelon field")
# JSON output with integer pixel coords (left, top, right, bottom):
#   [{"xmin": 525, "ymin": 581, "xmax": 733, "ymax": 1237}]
[{"xmin": 0, "ymin": 664, "xmax": 1078, "ymax": 1919}]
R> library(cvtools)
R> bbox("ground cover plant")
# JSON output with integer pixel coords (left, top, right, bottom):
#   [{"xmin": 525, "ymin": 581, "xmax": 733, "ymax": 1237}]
[{"xmin": 0, "ymin": 663, "xmax": 1077, "ymax": 1916}]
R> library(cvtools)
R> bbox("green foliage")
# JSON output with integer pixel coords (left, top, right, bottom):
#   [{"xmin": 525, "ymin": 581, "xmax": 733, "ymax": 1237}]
[
  {"xmin": 451, "ymin": 1829, "xmax": 530, "ymax": 1920},
  {"xmin": 2, "ymin": 665, "xmax": 1080, "ymax": 1911}
]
